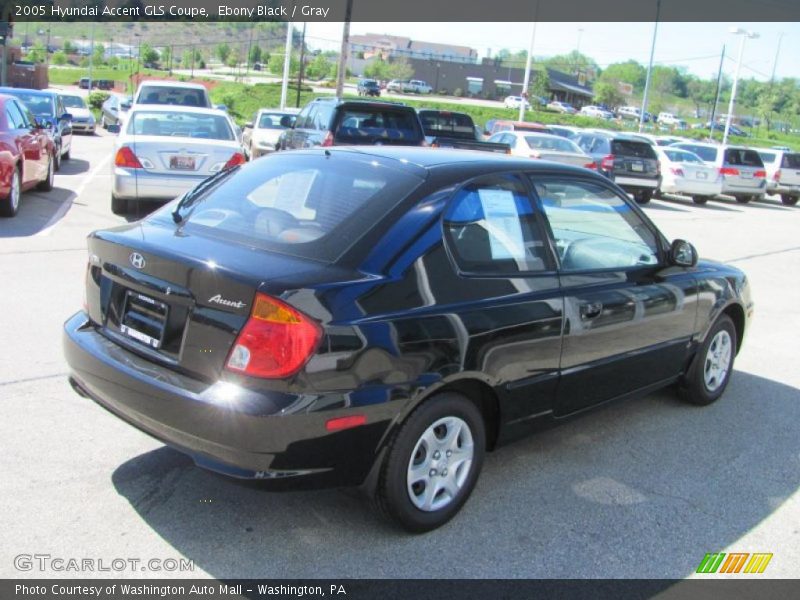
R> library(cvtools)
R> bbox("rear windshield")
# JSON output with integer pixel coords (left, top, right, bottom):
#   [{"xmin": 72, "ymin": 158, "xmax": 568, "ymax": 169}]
[
  {"xmin": 664, "ymin": 149, "xmax": 702, "ymax": 163},
  {"xmin": 258, "ymin": 112, "xmax": 294, "ymax": 129},
  {"xmin": 724, "ymin": 148, "xmax": 764, "ymax": 168},
  {"xmin": 6, "ymin": 92, "xmax": 54, "ymax": 116},
  {"xmin": 611, "ymin": 140, "xmax": 657, "ymax": 159},
  {"xmin": 178, "ymin": 153, "xmax": 424, "ymax": 262},
  {"xmin": 61, "ymin": 95, "xmax": 86, "ymax": 109},
  {"xmin": 360, "ymin": 80, "xmax": 379, "ymax": 87},
  {"xmin": 127, "ymin": 111, "xmax": 234, "ymax": 141},
  {"xmin": 681, "ymin": 145, "xmax": 718, "ymax": 162},
  {"xmin": 514, "ymin": 123, "xmax": 552, "ymax": 134},
  {"xmin": 419, "ymin": 111, "xmax": 475, "ymax": 139},
  {"xmin": 525, "ymin": 136, "xmax": 578, "ymax": 153},
  {"xmin": 137, "ymin": 85, "xmax": 209, "ymax": 108},
  {"xmin": 781, "ymin": 153, "xmax": 800, "ymax": 169},
  {"xmin": 334, "ymin": 108, "xmax": 423, "ymax": 143}
]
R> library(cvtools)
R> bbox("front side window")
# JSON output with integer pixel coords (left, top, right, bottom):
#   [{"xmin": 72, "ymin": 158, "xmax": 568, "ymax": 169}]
[
  {"xmin": 5, "ymin": 101, "xmax": 26, "ymax": 129},
  {"xmin": 532, "ymin": 178, "xmax": 659, "ymax": 271},
  {"xmin": 444, "ymin": 174, "xmax": 550, "ymax": 274}
]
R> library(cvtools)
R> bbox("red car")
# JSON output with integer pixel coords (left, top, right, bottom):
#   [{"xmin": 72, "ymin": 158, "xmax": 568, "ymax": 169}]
[{"xmin": 1, "ymin": 93, "xmax": 56, "ymax": 217}]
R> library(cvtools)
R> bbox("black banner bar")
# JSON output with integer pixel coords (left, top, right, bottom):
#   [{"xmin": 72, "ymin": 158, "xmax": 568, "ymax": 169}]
[{"xmin": 4, "ymin": 0, "xmax": 800, "ymax": 23}]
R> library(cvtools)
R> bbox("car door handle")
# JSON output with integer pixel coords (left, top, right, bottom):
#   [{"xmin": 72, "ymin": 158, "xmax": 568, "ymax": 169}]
[{"xmin": 579, "ymin": 302, "xmax": 603, "ymax": 320}]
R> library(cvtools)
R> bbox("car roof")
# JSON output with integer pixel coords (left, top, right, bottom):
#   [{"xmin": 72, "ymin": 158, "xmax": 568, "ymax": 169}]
[
  {"xmin": 257, "ymin": 107, "xmax": 300, "ymax": 114},
  {"xmin": 136, "ymin": 80, "xmax": 207, "ymax": 90},
  {"xmin": 128, "ymin": 105, "xmax": 229, "ymax": 117},
  {"xmin": 0, "ymin": 87, "xmax": 55, "ymax": 98}
]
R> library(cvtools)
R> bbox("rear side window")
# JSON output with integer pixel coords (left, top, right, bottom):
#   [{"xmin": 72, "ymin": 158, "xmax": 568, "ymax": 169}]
[
  {"xmin": 334, "ymin": 108, "xmax": 423, "ymax": 143},
  {"xmin": 781, "ymin": 153, "xmax": 800, "ymax": 169},
  {"xmin": 443, "ymin": 174, "xmax": 550, "ymax": 274},
  {"xmin": 724, "ymin": 149, "xmax": 763, "ymax": 168},
  {"xmin": 611, "ymin": 140, "xmax": 656, "ymax": 159},
  {"xmin": 179, "ymin": 153, "xmax": 423, "ymax": 262},
  {"xmin": 137, "ymin": 86, "xmax": 208, "ymax": 108}
]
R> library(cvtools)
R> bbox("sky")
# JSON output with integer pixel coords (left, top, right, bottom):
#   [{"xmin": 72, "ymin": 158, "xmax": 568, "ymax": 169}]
[{"xmin": 303, "ymin": 22, "xmax": 800, "ymax": 81}]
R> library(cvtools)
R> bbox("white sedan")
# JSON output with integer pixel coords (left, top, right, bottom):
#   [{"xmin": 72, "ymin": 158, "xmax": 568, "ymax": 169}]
[
  {"xmin": 242, "ymin": 108, "xmax": 299, "ymax": 158},
  {"xmin": 547, "ymin": 101, "xmax": 577, "ymax": 114},
  {"xmin": 504, "ymin": 96, "xmax": 531, "ymax": 110},
  {"xmin": 579, "ymin": 105, "xmax": 614, "ymax": 120},
  {"xmin": 655, "ymin": 146, "xmax": 723, "ymax": 204},
  {"xmin": 108, "ymin": 106, "xmax": 245, "ymax": 215},
  {"xmin": 489, "ymin": 131, "xmax": 595, "ymax": 168}
]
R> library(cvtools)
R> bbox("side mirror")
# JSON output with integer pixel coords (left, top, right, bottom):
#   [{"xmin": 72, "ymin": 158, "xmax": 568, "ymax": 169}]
[
  {"xmin": 670, "ymin": 239, "xmax": 698, "ymax": 267},
  {"xmin": 107, "ymin": 123, "xmax": 121, "ymax": 134},
  {"xmin": 61, "ymin": 113, "xmax": 73, "ymax": 122}
]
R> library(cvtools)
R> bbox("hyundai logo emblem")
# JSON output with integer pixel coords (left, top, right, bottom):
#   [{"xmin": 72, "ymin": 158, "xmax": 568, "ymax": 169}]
[{"xmin": 129, "ymin": 252, "xmax": 146, "ymax": 269}]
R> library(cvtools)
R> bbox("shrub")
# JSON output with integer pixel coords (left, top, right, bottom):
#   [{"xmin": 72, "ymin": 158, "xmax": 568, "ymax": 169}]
[{"xmin": 87, "ymin": 91, "xmax": 110, "ymax": 110}]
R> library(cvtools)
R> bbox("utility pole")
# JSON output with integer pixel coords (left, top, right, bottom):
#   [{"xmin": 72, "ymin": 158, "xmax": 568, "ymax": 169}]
[
  {"xmin": 296, "ymin": 22, "xmax": 307, "ymax": 108},
  {"xmin": 87, "ymin": 23, "xmax": 95, "ymax": 91},
  {"xmin": 723, "ymin": 28, "xmax": 759, "ymax": 146},
  {"xmin": 335, "ymin": 0, "xmax": 354, "ymax": 98},
  {"xmin": 190, "ymin": 43, "xmax": 195, "ymax": 78},
  {"xmin": 769, "ymin": 32, "xmax": 783, "ymax": 84},
  {"xmin": 279, "ymin": 22, "xmax": 293, "ymax": 109},
  {"xmin": 245, "ymin": 24, "xmax": 254, "ymax": 79},
  {"xmin": 518, "ymin": 1, "xmax": 540, "ymax": 122},
  {"xmin": 709, "ymin": 45, "xmax": 725, "ymax": 141},
  {"xmin": 639, "ymin": 0, "xmax": 661, "ymax": 133}
]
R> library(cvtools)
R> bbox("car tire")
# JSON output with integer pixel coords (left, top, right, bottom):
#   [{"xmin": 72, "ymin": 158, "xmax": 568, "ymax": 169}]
[
  {"xmin": 780, "ymin": 194, "xmax": 798, "ymax": 206},
  {"xmin": 63, "ymin": 146, "xmax": 71, "ymax": 161},
  {"xmin": 111, "ymin": 194, "xmax": 128, "ymax": 215},
  {"xmin": 53, "ymin": 145, "xmax": 62, "ymax": 172},
  {"xmin": 37, "ymin": 155, "xmax": 55, "ymax": 192},
  {"xmin": 101, "ymin": 115, "xmax": 108, "ymax": 130},
  {"xmin": 679, "ymin": 314, "xmax": 737, "ymax": 406},
  {"xmin": 635, "ymin": 190, "xmax": 652, "ymax": 204},
  {"xmin": 0, "ymin": 168, "xmax": 21, "ymax": 218},
  {"xmin": 735, "ymin": 195, "xmax": 752, "ymax": 203},
  {"xmin": 692, "ymin": 195, "xmax": 709, "ymax": 205},
  {"xmin": 374, "ymin": 392, "xmax": 486, "ymax": 533}
]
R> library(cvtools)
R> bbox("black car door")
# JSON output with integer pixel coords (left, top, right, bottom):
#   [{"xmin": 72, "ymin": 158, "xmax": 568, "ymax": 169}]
[{"xmin": 529, "ymin": 175, "xmax": 698, "ymax": 415}]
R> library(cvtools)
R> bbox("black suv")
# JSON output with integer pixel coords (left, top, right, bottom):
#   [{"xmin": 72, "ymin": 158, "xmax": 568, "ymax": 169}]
[
  {"xmin": 574, "ymin": 132, "xmax": 660, "ymax": 203},
  {"xmin": 278, "ymin": 97, "xmax": 426, "ymax": 150},
  {"xmin": 357, "ymin": 79, "xmax": 381, "ymax": 97}
]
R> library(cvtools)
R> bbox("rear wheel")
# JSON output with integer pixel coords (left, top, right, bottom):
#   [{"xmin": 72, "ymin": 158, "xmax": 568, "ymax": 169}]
[
  {"xmin": 37, "ymin": 155, "xmax": 54, "ymax": 191},
  {"xmin": 781, "ymin": 194, "xmax": 798, "ymax": 206},
  {"xmin": 111, "ymin": 194, "xmax": 128, "ymax": 215},
  {"xmin": 679, "ymin": 314, "xmax": 736, "ymax": 406},
  {"xmin": 692, "ymin": 195, "xmax": 709, "ymax": 205},
  {"xmin": 634, "ymin": 190, "xmax": 652, "ymax": 204},
  {"xmin": 63, "ymin": 145, "xmax": 71, "ymax": 161},
  {"xmin": 54, "ymin": 144, "xmax": 62, "ymax": 171},
  {"xmin": 735, "ymin": 195, "xmax": 752, "ymax": 203},
  {"xmin": 0, "ymin": 168, "xmax": 21, "ymax": 217},
  {"xmin": 374, "ymin": 392, "xmax": 485, "ymax": 532}
]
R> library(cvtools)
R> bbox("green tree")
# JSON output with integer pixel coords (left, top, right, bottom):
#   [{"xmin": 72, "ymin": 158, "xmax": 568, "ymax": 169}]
[
  {"xmin": 594, "ymin": 80, "xmax": 624, "ymax": 108},
  {"xmin": 161, "ymin": 46, "xmax": 172, "ymax": 69},
  {"xmin": 385, "ymin": 57, "xmax": 413, "ymax": 81},
  {"xmin": 216, "ymin": 43, "xmax": 231, "ymax": 65},
  {"xmin": 226, "ymin": 49, "xmax": 240, "ymax": 69},
  {"xmin": 687, "ymin": 78, "xmax": 716, "ymax": 117},
  {"xmin": 542, "ymin": 51, "xmax": 598, "ymax": 77},
  {"xmin": 139, "ymin": 42, "xmax": 159, "ymax": 65},
  {"xmin": 306, "ymin": 54, "xmax": 332, "ymax": 80},
  {"xmin": 92, "ymin": 43, "xmax": 106, "ymax": 66},
  {"xmin": 62, "ymin": 40, "xmax": 76, "ymax": 54},
  {"xmin": 248, "ymin": 45, "xmax": 262, "ymax": 66},
  {"xmin": 25, "ymin": 41, "xmax": 47, "ymax": 63},
  {"xmin": 363, "ymin": 57, "xmax": 388, "ymax": 80},
  {"xmin": 599, "ymin": 60, "xmax": 646, "ymax": 91},
  {"xmin": 530, "ymin": 68, "xmax": 550, "ymax": 102},
  {"xmin": 269, "ymin": 52, "xmax": 299, "ymax": 76},
  {"xmin": 51, "ymin": 51, "xmax": 67, "ymax": 66}
]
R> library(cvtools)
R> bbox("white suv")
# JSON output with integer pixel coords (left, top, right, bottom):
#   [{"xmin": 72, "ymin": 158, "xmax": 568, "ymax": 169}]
[{"xmin": 133, "ymin": 81, "xmax": 212, "ymax": 108}]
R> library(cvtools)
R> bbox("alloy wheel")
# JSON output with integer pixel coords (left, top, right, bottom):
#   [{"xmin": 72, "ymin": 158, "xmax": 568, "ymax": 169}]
[
  {"xmin": 704, "ymin": 330, "xmax": 732, "ymax": 392},
  {"xmin": 10, "ymin": 171, "xmax": 20, "ymax": 212}
]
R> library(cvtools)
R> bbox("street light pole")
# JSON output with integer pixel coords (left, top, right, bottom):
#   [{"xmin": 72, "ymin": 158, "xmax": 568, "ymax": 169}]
[
  {"xmin": 639, "ymin": 0, "xmax": 661, "ymax": 133},
  {"xmin": 279, "ymin": 22, "xmax": 293, "ymax": 110},
  {"xmin": 723, "ymin": 28, "xmax": 759, "ymax": 145},
  {"xmin": 518, "ymin": 0, "xmax": 540, "ymax": 122}
]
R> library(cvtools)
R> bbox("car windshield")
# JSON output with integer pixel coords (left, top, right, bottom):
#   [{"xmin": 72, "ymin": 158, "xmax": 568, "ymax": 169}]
[
  {"xmin": 419, "ymin": 112, "xmax": 475, "ymax": 139},
  {"xmin": 127, "ymin": 111, "xmax": 234, "ymax": 140},
  {"xmin": 781, "ymin": 153, "xmax": 800, "ymax": 169},
  {"xmin": 137, "ymin": 85, "xmax": 207, "ymax": 107},
  {"xmin": 174, "ymin": 153, "xmax": 424, "ymax": 262},
  {"xmin": 7, "ymin": 92, "xmax": 54, "ymax": 116},
  {"xmin": 664, "ymin": 149, "xmax": 702, "ymax": 163},
  {"xmin": 724, "ymin": 148, "xmax": 764, "ymax": 168},
  {"xmin": 525, "ymin": 135, "xmax": 579, "ymax": 153},
  {"xmin": 258, "ymin": 112, "xmax": 293, "ymax": 129},
  {"xmin": 334, "ymin": 108, "xmax": 423, "ymax": 143},
  {"xmin": 611, "ymin": 140, "xmax": 657, "ymax": 159},
  {"xmin": 61, "ymin": 95, "xmax": 86, "ymax": 109}
]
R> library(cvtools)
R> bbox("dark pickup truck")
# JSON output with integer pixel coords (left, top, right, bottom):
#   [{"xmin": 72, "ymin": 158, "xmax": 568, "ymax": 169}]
[{"xmin": 418, "ymin": 109, "xmax": 509, "ymax": 154}]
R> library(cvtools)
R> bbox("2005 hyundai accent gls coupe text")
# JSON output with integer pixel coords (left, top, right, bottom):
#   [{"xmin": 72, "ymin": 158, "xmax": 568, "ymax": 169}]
[{"xmin": 64, "ymin": 148, "xmax": 753, "ymax": 532}]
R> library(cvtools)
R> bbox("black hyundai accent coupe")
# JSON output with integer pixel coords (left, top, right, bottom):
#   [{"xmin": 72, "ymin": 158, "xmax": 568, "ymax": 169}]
[{"xmin": 64, "ymin": 148, "xmax": 752, "ymax": 532}]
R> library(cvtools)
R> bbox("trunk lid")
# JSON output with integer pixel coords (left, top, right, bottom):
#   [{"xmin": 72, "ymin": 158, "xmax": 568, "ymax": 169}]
[
  {"xmin": 537, "ymin": 151, "xmax": 592, "ymax": 168},
  {"xmin": 84, "ymin": 219, "xmax": 325, "ymax": 382},
  {"xmin": 131, "ymin": 136, "xmax": 241, "ymax": 177}
]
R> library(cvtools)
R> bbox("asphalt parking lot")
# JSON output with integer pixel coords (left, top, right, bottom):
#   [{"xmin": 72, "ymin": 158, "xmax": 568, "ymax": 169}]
[{"xmin": 1, "ymin": 131, "xmax": 798, "ymax": 579}]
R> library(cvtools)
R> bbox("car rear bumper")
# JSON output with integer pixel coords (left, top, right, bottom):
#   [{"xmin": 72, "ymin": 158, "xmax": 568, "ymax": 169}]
[
  {"xmin": 662, "ymin": 179, "xmax": 723, "ymax": 196},
  {"xmin": 721, "ymin": 179, "xmax": 766, "ymax": 195},
  {"xmin": 614, "ymin": 175, "xmax": 660, "ymax": 189},
  {"xmin": 767, "ymin": 183, "xmax": 800, "ymax": 195},
  {"xmin": 63, "ymin": 312, "xmax": 390, "ymax": 489},
  {"xmin": 112, "ymin": 169, "xmax": 208, "ymax": 202},
  {"xmin": 72, "ymin": 122, "xmax": 95, "ymax": 132}
]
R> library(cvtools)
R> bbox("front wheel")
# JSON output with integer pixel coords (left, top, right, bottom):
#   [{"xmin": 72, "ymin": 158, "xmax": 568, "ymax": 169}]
[
  {"xmin": 374, "ymin": 392, "xmax": 485, "ymax": 532},
  {"xmin": 680, "ymin": 314, "xmax": 737, "ymax": 406},
  {"xmin": 37, "ymin": 155, "xmax": 54, "ymax": 191},
  {"xmin": 0, "ymin": 169, "xmax": 21, "ymax": 217},
  {"xmin": 781, "ymin": 194, "xmax": 798, "ymax": 206},
  {"xmin": 735, "ymin": 195, "xmax": 752, "ymax": 203},
  {"xmin": 53, "ymin": 145, "xmax": 62, "ymax": 172},
  {"xmin": 634, "ymin": 190, "xmax": 652, "ymax": 204},
  {"xmin": 692, "ymin": 195, "xmax": 709, "ymax": 205}
]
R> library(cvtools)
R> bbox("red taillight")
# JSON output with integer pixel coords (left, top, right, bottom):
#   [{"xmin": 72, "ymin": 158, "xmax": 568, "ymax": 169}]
[
  {"xmin": 225, "ymin": 293, "xmax": 321, "ymax": 379},
  {"xmin": 325, "ymin": 415, "xmax": 367, "ymax": 432},
  {"xmin": 114, "ymin": 146, "xmax": 142, "ymax": 169},
  {"xmin": 321, "ymin": 131, "xmax": 334, "ymax": 147},
  {"xmin": 224, "ymin": 152, "xmax": 247, "ymax": 169},
  {"xmin": 719, "ymin": 167, "xmax": 740, "ymax": 176},
  {"xmin": 670, "ymin": 167, "xmax": 684, "ymax": 177},
  {"xmin": 584, "ymin": 161, "xmax": 597, "ymax": 170},
  {"xmin": 601, "ymin": 154, "xmax": 615, "ymax": 171},
  {"xmin": 754, "ymin": 170, "xmax": 766, "ymax": 178},
  {"xmin": 773, "ymin": 170, "xmax": 781, "ymax": 181}
]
